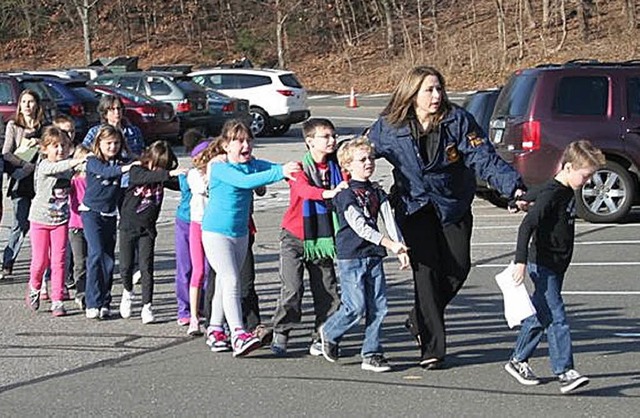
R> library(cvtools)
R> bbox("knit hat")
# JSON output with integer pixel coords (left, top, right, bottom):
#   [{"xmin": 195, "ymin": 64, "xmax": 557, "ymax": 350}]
[{"xmin": 190, "ymin": 141, "xmax": 210, "ymax": 158}]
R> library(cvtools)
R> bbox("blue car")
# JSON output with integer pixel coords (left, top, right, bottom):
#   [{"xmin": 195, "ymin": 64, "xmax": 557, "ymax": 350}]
[{"xmin": 43, "ymin": 78, "xmax": 101, "ymax": 143}]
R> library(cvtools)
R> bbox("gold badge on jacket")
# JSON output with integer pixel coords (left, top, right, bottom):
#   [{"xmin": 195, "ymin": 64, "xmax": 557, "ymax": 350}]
[
  {"xmin": 467, "ymin": 132, "xmax": 485, "ymax": 148},
  {"xmin": 445, "ymin": 143, "xmax": 460, "ymax": 163}
]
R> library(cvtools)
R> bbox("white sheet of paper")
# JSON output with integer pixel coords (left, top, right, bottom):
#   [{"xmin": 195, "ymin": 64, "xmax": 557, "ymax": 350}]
[{"xmin": 495, "ymin": 262, "xmax": 537, "ymax": 328}]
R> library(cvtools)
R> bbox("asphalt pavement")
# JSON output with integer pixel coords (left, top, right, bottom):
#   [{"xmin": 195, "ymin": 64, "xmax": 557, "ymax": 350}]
[{"xmin": 0, "ymin": 96, "xmax": 639, "ymax": 416}]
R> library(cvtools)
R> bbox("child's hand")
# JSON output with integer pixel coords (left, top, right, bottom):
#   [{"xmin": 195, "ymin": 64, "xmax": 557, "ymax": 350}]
[
  {"xmin": 397, "ymin": 252, "xmax": 410, "ymax": 270},
  {"xmin": 170, "ymin": 167, "xmax": 188, "ymax": 177},
  {"xmin": 512, "ymin": 263, "xmax": 526, "ymax": 285},
  {"xmin": 389, "ymin": 241, "xmax": 408, "ymax": 255},
  {"xmin": 322, "ymin": 181, "xmax": 349, "ymax": 199},
  {"xmin": 121, "ymin": 161, "xmax": 141, "ymax": 173},
  {"xmin": 282, "ymin": 161, "xmax": 302, "ymax": 180}
]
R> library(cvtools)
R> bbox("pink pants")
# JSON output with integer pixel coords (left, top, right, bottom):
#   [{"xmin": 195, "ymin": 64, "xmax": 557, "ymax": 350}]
[
  {"xmin": 188, "ymin": 221, "xmax": 206, "ymax": 288},
  {"xmin": 29, "ymin": 221, "xmax": 68, "ymax": 302}
]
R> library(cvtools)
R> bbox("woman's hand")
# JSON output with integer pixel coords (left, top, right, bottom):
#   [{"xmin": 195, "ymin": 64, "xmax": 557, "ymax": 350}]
[
  {"xmin": 282, "ymin": 161, "xmax": 302, "ymax": 180},
  {"xmin": 512, "ymin": 263, "xmax": 527, "ymax": 285}
]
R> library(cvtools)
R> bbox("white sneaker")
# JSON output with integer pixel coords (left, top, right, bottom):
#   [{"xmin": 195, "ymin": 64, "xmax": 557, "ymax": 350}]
[
  {"xmin": 86, "ymin": 308, "xmax": 99, "ymax": 319},
  {"xmin": 99, "ymin": 307, "xmax": 111, "ymax": 319},
  {"xmin": 119, "ymin": 289, "xmax": 134, "ymax": 319},
  {"xmin": 141, "ymin": 303, "xmax": 155, "ymax": 324},
  {"xmin": 133, "ymin": 270, "xmax": 142, "ymax": 285}
]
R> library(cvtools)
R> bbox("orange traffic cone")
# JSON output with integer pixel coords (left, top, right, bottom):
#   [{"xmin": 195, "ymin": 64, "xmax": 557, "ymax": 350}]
[{"xmin": 347, "ymin": 87, "xmax": 359, "ymax": 108}]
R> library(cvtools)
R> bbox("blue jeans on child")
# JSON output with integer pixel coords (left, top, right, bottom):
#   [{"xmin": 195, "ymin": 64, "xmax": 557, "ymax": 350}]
[
  {"xmin": 322, "ymin": 257, "xmax": 388, "ymax": 357},
  {"xmin": 512, "ymin": 263, "xmax": 574, "ymax": 375}
]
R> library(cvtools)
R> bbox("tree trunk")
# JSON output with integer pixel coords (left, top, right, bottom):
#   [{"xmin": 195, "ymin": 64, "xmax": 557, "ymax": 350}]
[
  {"xmin": 72, "ymin": 0, "xmax": 98, "ymax": 65},
  {"xmin": 542, "ymin": 0, "xmax": 551, "ymax": 27},
  {"xmin": 523, "ymin": 0, "xmax": 535, "ymax": 29},
  {"xmin": 576, "ymin": 0, "xmax": 589, "ymax": 41},
  {"xmin": 495, "ymin": 0, "xmax": 507, "ymax": 68},
  {"xmin": 380, "ymin": 0, "xmax": 395, "ymax": 54},
  {"xmin": 622, "ymin": 0, "xmax": 636, "ymax": 30},
  {"xmin": 276, "ymin": 0, "xmax": 285, "ymax": 68},
  {"xmin": 552, "ymin": 0, "xmax": 567, "ymax": 53}
]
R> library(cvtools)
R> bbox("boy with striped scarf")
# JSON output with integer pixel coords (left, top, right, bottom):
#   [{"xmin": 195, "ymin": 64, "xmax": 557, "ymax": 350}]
[{"xmin": 271, "ymin": 118, "xmax": 348, "ymax": 356}]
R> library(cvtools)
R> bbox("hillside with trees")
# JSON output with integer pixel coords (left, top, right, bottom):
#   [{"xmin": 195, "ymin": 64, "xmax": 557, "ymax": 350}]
[{"xmin": 1, "ymin": 0, "xmax": 639, "ymax": 92}]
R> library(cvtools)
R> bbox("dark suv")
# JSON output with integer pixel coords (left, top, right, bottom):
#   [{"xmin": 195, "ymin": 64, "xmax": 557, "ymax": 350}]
[{"xmin": 490, "ymin": 60, "xmax": 640, "ymax": 222}]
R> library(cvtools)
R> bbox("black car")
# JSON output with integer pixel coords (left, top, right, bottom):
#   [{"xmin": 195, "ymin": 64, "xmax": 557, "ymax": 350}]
[{"xmin": 43, "ymin": 78, "xmax": 100, "ymax": 142}]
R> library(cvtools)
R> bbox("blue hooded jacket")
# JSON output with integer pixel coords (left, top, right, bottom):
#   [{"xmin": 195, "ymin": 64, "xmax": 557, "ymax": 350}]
[{"xmin": 368, "ymin": 106, "xmax": 524, "ymax": 225}]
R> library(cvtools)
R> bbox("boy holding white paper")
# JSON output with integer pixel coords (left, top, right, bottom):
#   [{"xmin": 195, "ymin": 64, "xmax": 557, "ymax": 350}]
[{"xmin": 505, "ymin": 140, "xmax": 605, "ymax": 394}]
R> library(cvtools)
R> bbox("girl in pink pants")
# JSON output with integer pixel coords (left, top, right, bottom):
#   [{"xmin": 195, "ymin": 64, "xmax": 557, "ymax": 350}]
[{"xmin": 26, "ymin": 126, "xmax": 85, "ymax": 316}]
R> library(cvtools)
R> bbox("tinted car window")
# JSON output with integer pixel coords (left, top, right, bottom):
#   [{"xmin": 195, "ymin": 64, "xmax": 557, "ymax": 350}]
[
  {"xmin": 493, "ymin": 74, "xmax": 537, "ymax": 117},
  {"xmin": 148, "ymin": 77, "xmax": 172, "ymax": 95},
  {"xmin": 0, "ymin": 81, "xmax": 14, "ymax": 104},
  {"xmin": 73, "ymin": 87, "xmax": 99, "ymax": 101},
  {"xmin": 94, "ymin": 76, "xmax": 116, "ymax": 86},
  {"xmin": 235, "ymin": 74, "xmax": 271, "ymax": 88},
  {"xmin": 118, "ymin": 76, "xmax": 141, "ymax": 91},
  {"xmin": 555, "ymin": 76, "xmax": 608, "ymax": 116},
  {"xmin": 177, "ymin": 80, "xmax": 204, "ymax": 93},
  {"xmin": 279, "ymin": 74, "xmax": 302, "ymax": 88},
  {"xmin": 627, "ymin": 78, "xmax": 640, "ymax": 116},
  {"xmin": 22, "ymin": 81, "xmax": 54, "ymax": 102}
]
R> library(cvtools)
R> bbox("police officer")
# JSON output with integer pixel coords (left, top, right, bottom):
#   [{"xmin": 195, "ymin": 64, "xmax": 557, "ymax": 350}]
[{"xmin": 368, "ymin": 66, "xmax": 526, "ymax": 369}]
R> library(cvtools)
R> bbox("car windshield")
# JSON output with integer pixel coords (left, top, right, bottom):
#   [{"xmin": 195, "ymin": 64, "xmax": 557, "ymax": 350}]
[{"xmin": 493, "ymin": 74, "xmax": 537, "ymax": 118}]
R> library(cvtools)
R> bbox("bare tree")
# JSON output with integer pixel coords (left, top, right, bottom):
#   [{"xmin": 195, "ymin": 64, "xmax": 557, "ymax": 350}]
[
  {"xmin": 622, "ymin": 0, "xmax": 636, "ymax": 30},
  {"xmin": 380, "ymin": 0, "xmax": 395, "ymax": 54},
  {"xmin": 495, "ymin": 0, "xmax": 507, "ymax": 68},
  {"xmin": 576, "ymin": 0, "xmax": 590, "ymax": 41},
  {"xmin": 552, "ymin": 0, "xmax": 567, "ymax": 52},
  {"xmin": 71, "ymin": 0, "xmax": 100, "ymax": 65},
  {"xmin": 275, "ymin": 0, "xmax": 302, "ymax": 68},
  {"xmin": 543, "ymin": 0, "xmax": 551, "ymax": 27}
]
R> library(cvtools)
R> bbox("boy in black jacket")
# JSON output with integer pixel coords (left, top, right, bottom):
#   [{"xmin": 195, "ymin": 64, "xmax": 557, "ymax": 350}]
[{"xmin": 505, "ymin": 140, "xmax": 605, "ymax": 394}]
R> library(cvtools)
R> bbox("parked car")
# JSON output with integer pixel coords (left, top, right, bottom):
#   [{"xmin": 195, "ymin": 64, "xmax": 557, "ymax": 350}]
[
  {"xmin": 89, "ymin": 85, "xmax": 180, "ymax": 144},
  {"xmin": 489, "ymin": 59, "xmax": 640, "ymax": 222},
  {"xmin": 0, "ymin": 73, "xmax": 58, "ymax": 124},
  {"xmin": 462, "ymin": 88, "xmax": 505, "ymax": 206},
  {"xmin": 42, "ymin": 78, "xmax": 100, "ymax": 141},
  {"xmin": 205, "ymin": 89, "xmax": 252, "ymax": 135},
  {"xmin": 88, "ymin": 71, "xmax": 209, "ymax": 135},
  {"xmin": 188, "ymin": 67, "xmax": 311, "ymax": 136},
  {"xmin": 68, "ymin": 66, "xmax": 112, "ymax": 80}
]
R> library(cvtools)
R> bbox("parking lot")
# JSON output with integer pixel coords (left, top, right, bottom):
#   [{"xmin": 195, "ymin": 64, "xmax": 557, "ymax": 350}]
[{"xmin": 0, "ymin": 96, "xmax": 638, "ymax": 416}]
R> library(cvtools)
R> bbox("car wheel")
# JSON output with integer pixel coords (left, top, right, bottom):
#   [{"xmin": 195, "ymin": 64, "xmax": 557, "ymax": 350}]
[
  {"xmin": 576, "ymin": 160, "xmax": 636, "ymax": 223},
  {"xmin": 249, "ymin": 107, "xmax": 269, "ymax": 137},
  {"xmin": 269, "ymin": 123, "xmax": 290, "ymax": 136}
]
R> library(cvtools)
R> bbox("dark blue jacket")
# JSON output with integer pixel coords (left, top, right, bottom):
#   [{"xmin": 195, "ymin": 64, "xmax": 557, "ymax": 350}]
[
  {"xmin": 368, "ymin": 106, "xmax": 524, "ymax": 225},
  {"xmin": 82, "ymin": 156, "xmax": 124, "ymax": 214}
]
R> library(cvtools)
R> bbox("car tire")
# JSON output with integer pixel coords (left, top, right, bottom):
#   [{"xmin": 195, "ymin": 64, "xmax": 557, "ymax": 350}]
[
  {"xmin": 576, "ymin": 160, "xmax": 636, "ymax": 223},
  {"xmin": 249, "ymin": 107, "xmax": 269, "ymax": 137},
  {"xmin": 269, "ymin": 123, "xmax": 290, "ymax": 136}
]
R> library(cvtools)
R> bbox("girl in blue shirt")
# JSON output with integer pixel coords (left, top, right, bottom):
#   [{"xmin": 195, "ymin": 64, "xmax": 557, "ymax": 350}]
[{"xmin": 202, "ymin": 120, "xmax": 300, "ymax": 357}]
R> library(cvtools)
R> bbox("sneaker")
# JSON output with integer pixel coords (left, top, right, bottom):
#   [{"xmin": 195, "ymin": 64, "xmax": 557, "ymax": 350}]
[
  {"xmin": 558, "ymin": 369, "xmax": 589, "ymax": 394},
  {"xmin": 51, "ymin": 301, "xmax": 67, "ymax": 317},
  {"xmin": 419, "ymin": 357, "xmax": 444, "ymax": 370},
  {"xmin": 187, "ymin": 318, "xmax": 203, "ymax": 336},
  {"xmin": 319, "ymin": 326, "xmax": 338, "ymax": 363},
  {"xmin": 177, "ymin": 317, "xmax": 190, "ymax": 327},
  {"xmin": 207, "ymin": 329, "xmax": 232, "ymax": 352},
  {"xmin": 362, "ymin": 354, "xmax": 392, "ymax": 372},
  {"xmin": 133, "ymin": 270, "xmax": 142, "ymax": 285},
  {"xmin": 26, "ymin": 287, "xmax": 40, "ymax": 311},
  {"xmin": 86, "ymin": 308, "xmax": 99, "ymax": 319},
  {"xmin": 232, "ymin": 330, "xmax": 261, "ymax": 357},
  {"xmin": 99, "ymin": 307, "xmax": 111, "ymax": 319},
  {"xmin": 270, "ymin": 332, "xmax": 288, "ymax": 356},
  {"xmin": 309, "ymin": 339, "xmax": 323, "ymax": 356},
  {"xmin": 251, "ymin": 324, "xmax": 273, "ymax": 347},
  {"xmin": 504, "ymin": 359, "xmax": 541, "ymax": 386},
  {"xmin": 141, "ymin": 303, "xmax": 155, "ymax": 324},
  {"xmin": 119, "ymin": 289, "xmax": 134, "ymax": 319},
  {"xmin": 74, "ymin": 293, "xmax": 86, "ymax": 311}
]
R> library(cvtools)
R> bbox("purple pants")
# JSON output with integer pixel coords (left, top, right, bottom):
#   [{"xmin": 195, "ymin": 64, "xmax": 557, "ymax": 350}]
[{"xmin": 175, "ymin": 218, "xmax": 192, "ymax": 319}]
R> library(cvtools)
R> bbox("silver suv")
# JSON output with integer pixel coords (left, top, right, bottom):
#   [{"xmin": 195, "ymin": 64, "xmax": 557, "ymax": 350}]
[{"xmin": 189, "ymin": 68, "xmax": 310, "ymax": 136}]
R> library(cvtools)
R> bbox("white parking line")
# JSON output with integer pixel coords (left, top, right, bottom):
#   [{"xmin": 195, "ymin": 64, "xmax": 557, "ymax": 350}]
[
  {"xmin": 308, "ymin": 95, "xmax": 331, "ymax": 99},
  {"xmin": 614, "ymin": 333, "xmax": 640, "ymax": 337},
  {"xmin": 473, "ymin": 240, "xmax": 640, "ymax": 246},
  {"xmin": 312, "ymin": 115, "xmax": 377, "ymax": 122},
  {"xmin": 474, "ymin": 223, "xmax": 640, "ymax": 230},
  {"xmin": 475, "ymin": 262, "xmax": 640, "ymax": 267}
]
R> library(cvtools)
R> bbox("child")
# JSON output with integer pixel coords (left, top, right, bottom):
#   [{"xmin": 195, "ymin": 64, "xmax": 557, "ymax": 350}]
[
  {"xmin": 118, "ymin": 141, "xmax": 183, "ymax": 324},
  {"xmin": 68, "ymin": 146, "xmax": 90, "ymax": 310},
  {"xmin": 175, "ymin": 129, "xmax": 206, "ymax": 326},
  {"xmin": 504, "ymin": 140, "xmax": 605, "ymax": 394},
  {"xmin": 202, "ymin": 119, "xmax": 300, "ymax": 357},
  {"xmin": 25, "ymin": 126, "xmax": 85, "ymax": 316},
  {"xmin": 318, "ymin": 137, "xmax": 410, "ymax": 372},
  {"xmin": 82, "ymin": 125, "xmax": 137, "ymax": 320},
  {"xmin": 270, "ymin": 118, "xmax": 347, "ymax": 356},
  {"xmin": 185, "ymin": 140, "xmax": 212, "ymax": 335}
]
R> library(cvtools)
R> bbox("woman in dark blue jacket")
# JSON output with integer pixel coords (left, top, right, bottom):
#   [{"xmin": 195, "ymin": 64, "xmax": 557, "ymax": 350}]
[{"xmin": 368, "ymin": 66, "xmax": 525, "ymax": 369}]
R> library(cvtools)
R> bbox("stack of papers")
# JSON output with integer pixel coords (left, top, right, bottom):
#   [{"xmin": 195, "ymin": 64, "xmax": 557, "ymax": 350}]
[{"xmin": 494, "ymin": 262, "xmax": 536, "ymax": 328}]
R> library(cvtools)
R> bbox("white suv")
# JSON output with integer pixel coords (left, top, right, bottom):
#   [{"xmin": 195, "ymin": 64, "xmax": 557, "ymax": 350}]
[{"xmin": 189, "ymin": 68, "xmax": 310, "ymax": 136}]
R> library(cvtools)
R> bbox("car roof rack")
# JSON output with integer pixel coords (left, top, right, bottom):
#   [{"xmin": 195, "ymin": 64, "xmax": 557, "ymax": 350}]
[{"xmin": 535, "ymin": 59, "xmax": 640, "ymax": 69}]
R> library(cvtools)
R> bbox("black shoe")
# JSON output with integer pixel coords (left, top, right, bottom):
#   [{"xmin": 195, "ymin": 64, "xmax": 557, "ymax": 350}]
[
  {"xmin": 404, "ymin": 318, "xmax": 422, "ymax": 347},
  {"xmin": 504, "ymin": 359, "xmax": 541, "ymax": 385},
  {"xmin": 558, "ymin": 369, "xmax": 589, "ymax": 394},
  {"xmin": 362, "ymin": 354, "xmax": 391, "ymax": 372},
  {"xmin": 419, "ymin": 357, "xmax": 444, "ymax": 370},
  {"xmin": 319, "ymin": 325, "xmax": 338, "ymax": 363}
]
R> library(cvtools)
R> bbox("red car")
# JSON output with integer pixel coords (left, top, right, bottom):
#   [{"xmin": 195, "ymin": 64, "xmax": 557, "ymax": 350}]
[{"xmin": 89, "ymin": 85, "xmax": 180, "ymax": 144}]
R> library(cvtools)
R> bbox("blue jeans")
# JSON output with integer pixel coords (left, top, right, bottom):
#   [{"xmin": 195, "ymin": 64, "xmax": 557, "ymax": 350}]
[
  {"xmin": 323, "ymin": 257, "xmax": 388, "ymax": 357},
  {"xmin": 2, "ymin": 196, "xmax": 31, "ymax": 269},
  {"xmin": 512, "ymin": 263, "xmax": 574, "ymax": 375},
  {"xmin": 82, "ymin": 211, "xmax": 117, "ymax": 310}
]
